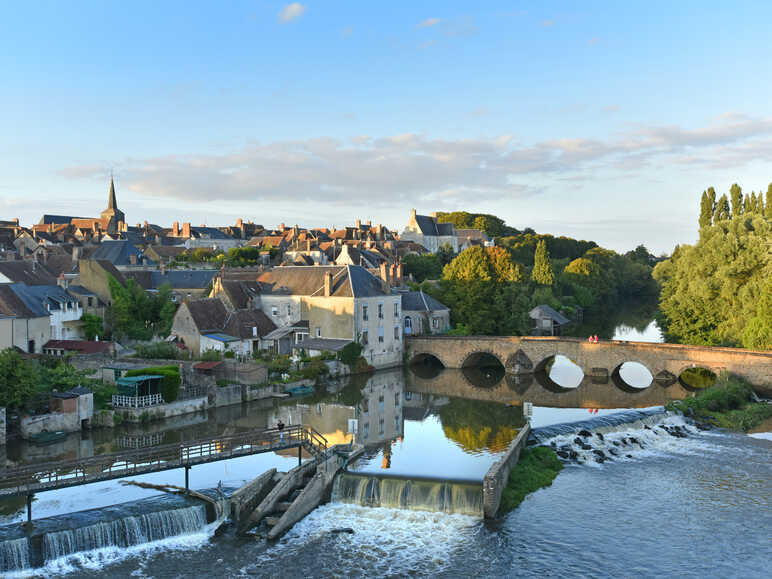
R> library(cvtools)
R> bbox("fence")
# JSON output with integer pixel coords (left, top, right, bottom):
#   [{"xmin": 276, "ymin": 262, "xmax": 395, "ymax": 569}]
[{"xmin": 112, "ymin": 393, "xmax": 164, "ymax": 408}]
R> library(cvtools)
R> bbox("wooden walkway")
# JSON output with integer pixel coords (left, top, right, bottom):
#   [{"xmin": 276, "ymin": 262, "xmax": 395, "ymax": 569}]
[{"xmin": 0, "ymin": 425, "xmax": 328, "ymax": 499}]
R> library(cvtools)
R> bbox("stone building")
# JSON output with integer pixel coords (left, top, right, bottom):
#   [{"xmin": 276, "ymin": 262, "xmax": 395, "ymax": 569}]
[
  {"xmin": 400, "ymin": 209, "xmax": 459, "ymax": 254},
  {"xmin": 400, "ymin": 290, "xmax": 451, "ymax": 336}
]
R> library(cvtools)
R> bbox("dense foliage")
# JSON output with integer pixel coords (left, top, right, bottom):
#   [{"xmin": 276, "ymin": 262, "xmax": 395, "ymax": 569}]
[
  {"xmin": 80, "ymin": 313, "xmax": 104, "ymax": 341},
  {"xmin": 401, "ymin": 244, "xmax": 454, "ymax": 282},
  {"xmin": 654, "ymin": 184, "xmax": 771, "ymax": 348},
  {"xmin": 125, "ymin": 365, "xmax": 181, "ymax": 403},
  {"xmin": 435, "ymin": 211, "xmax": 519, "ymax": 237},
  {"xmin": 108, "ymin": 276, "xmax": 177, "ymax": 341},
  {"xmin": 500, "ymin": 447, "xmax": 563, "ymax": 512}
]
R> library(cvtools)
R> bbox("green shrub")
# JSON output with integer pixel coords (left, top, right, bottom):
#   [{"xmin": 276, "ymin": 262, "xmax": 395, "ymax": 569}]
[
  {"xmin": 339, "ymin": 342, "xmax": 363, "ymax": 366},
  {"xmin": 301, "ymin": 358, "xmax": 329, "ymax": 380},
  {"xmin": 134, "ymin": 342, "xmax": 180, "ymax": 360},
  {"xmin": 319, "ymin": 350, "xmax": 337, "ymax": 361},
  {"xmin": 350, "ymin": 356, "xmax": 374, "ymax": 375},
  {"xmin": 269, "ymin": 355, "xmax": 292, "ymax": 374},
  {"xmin": 224, "ymin": 350, "xmax": 235, "ymax": 359},
  {"xmin": 125, "ymin": 365, "xmax": 181, "ymax": 403},
  {"xmin": 200, "ymin": 349, "xmax": 222, "ymax": 361},
  {"xmin": 92, "ymin": 382, "xmax": 118, "ymax": 410}
]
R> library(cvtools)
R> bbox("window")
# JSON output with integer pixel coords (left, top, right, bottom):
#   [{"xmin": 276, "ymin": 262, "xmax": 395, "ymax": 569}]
[
  {"xmin": 378, "ymin": 395, "xmax": 384, "ymax": 412},
  {"xmin": 87, "ymin": 297, "xmax": 93, "ymax": 307},
  {"xmin": 395, "ymin": 392, "xmax": 400, "ymax": 406},
  {"xmin": 378, "ymin": 303, "xmax": 383, "ymax": 319},
  {"xmin": 287, "ymin": 304, "xmax": 291, "ymax": 316},
  {"xmin": 362, "ymin": 305, "xmax": 368, "ymax": 321},
  {"xmin": 362, "ymin": 330, "xmax": 369, "ymax": 345},
  {"xmin": 315, "ymin": 327, "xmax": 321, "ymax": 338},
  {"xmin": 404, "ymin": 316, "xmax": 412, "ymax": 335},
  {"xmin": 271, "ymin": 306, "xmax": 278, "ymax": 316},
  {"xmin": 432, "ymin": 317, "xmax": 440, "ymax": 329},
  {"xmin": 378, "ymin": 327, "xmax": 384, "ymax": 343},
  {"xmin": 394, "ymin": 302, "xmax": 399, "ymax": 317},
  {"xmin": 394, "ymin": 326, "xmax": 400, "ymax": 340},
  {"xmin": 363, "ymin": 422, "xmax": 369, "ymax": 439},
  {"xmin": 379, "ymin": 417, "xmax": 385, "ymax": 435},
  {"xmin": 252, "ymin": 326, "xmax": 258, "ymax": 337}
]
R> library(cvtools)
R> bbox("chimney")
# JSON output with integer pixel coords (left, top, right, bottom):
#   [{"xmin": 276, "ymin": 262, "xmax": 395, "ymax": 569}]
[
  {"xmin": 379, "ymin": 262, "xmax": 390, "ymax": 291},
  {"xmin": 143, "ymin": 220, "xmax": 148, "ymax": 229},
  {"xmin": 236, "ymin": 218, "xmax": 243, "ymax": 227},
  {"xmin": 323, "ymin": 272, "xmax": 333, "ymax": 297},
  {"xmin": 72, "ymin": 246, "xmax": 82, "ymax": 262},
  {"xmin": 160, "ymin": 262, "xmax": 166, "ymax": 275},
  {"xmin": 173, "ymin": 221, "xmax": 180, "ymax": 236},
  {"xmin": 280, "ymin": 223, "xmax": 285, "ymax": 230},
  {"xmin": 366, "ymin": 220, "xmax": 371, "ymax": 226},
  {"xmin": 396, "ymin": 263, "xmax": 404, "ymax": 287},
  {"xmin": 182, "ymin": 222, "xmax": 191, "ymax": 238},
  {"xmin": 129, "ymin": 253, "xmax": 137, "ymax": 265},
  {"xmin": 356, "ymin": 219, "xmax": 361, "ymax": 229},
  {"xmin": 410, "ymin": 208, "xmax": 417, "ymax": 221},
  {"xmin": 306, "ymin": 239, "xmax": 311, "ymax": 252}
]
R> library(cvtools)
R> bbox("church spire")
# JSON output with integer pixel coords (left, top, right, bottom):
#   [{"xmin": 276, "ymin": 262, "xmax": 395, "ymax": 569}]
[{"xmin": 108, "ymin": 176, "xmax": 118, "ymax": 210}]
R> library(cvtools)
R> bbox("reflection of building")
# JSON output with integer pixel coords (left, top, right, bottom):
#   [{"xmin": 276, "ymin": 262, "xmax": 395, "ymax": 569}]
[
  {"xmin": 270, "ymin": 401, "xmax": 355, "ymax": 447},
  {"xmin": 355, "ymin": 371, "xmax": 404, "ymax": 445}
]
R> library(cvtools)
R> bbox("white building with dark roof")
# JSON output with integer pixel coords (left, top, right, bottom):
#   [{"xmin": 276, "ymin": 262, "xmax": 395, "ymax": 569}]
[{"xmin": 400, "ymin": 209, "xmax": 459, "ymax": 254}]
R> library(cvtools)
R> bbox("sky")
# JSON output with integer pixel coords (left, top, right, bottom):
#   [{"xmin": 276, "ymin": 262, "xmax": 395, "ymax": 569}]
[{"xmin": 2, "ymin": 0, "xmax": 772, "ymax": 254}]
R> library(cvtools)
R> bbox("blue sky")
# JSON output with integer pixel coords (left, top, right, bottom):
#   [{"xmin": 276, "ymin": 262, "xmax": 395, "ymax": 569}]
[{"xmin": 2, "ymin": 0, "xmax": 771, "ymax": 253}]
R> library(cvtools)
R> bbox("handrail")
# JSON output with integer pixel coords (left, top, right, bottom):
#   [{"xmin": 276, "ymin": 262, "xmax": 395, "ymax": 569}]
[{"xmin": 0, "ymin": 424, "xmax": 327, "ymax": 497}]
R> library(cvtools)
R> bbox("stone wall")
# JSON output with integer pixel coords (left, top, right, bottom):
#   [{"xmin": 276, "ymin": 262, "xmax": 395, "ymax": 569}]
[
  {"xmin": 406, "ymin": 336, "xmax": 772, "ymax": 394},
  {"xmin": 214, "ymin": 384, "xmax": 243, "ymax": 407},
  {"xmin": 482, "ymin": 423, "xmax": 531, "ymax": 519},
  {"xmin": 21, "ymin": 412, "xmax": 81, "ymax": 439},
  {"xmin": 115, "ymin": 396, "xmax": 208, "ymax": 423}
]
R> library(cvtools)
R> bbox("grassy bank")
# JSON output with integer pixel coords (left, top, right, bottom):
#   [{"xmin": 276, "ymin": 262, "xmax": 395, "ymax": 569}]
[
  {"xmin": 500, "ymin": 447, "xmax": 563, "ymax": 512},
  {"xmin": 666, "ymin": 375, "xmax": 772, "ymax": 432}
]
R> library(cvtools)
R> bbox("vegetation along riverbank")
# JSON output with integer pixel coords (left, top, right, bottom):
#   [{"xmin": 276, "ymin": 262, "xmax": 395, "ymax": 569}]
[
  {"xmin": 666, "ymin": 375, "xmax": 772, "ymax": 432},
  {"xmin": 500, "ymin": 447, "xmax": 564, "ymax": 512}
]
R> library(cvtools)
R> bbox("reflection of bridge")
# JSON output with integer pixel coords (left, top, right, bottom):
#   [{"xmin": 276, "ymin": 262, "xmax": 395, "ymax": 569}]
[
  {"xmin": 0, "ymin": 425, "xmax": 328, "ymax": 520},
  {"xmin": 406, "ymin": 336, "xmax": 772, "ymax": 395},
  {"xmin": 405, "ymin": 368, "xmax": 694, "ymax": 408}
]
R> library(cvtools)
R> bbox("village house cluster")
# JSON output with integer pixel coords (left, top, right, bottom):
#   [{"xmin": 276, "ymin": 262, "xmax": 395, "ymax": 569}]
[{"xmin": 0, "ymin": 179, "xmax": 507, "ymax": 366}]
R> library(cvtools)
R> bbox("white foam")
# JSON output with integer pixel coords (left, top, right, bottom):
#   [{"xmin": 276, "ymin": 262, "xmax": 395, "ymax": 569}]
[
  {"xmin": 748, "ymin": 431, "xmax": 772, "ymax": 441},
  {"xmin": 247, "ymin": 504, "xmax": 479, "ymax": 576}
]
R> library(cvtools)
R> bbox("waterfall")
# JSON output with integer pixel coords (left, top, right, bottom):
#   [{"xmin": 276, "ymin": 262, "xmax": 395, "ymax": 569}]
[
  {"xmin": 0, "ymin": 537, "xmax": 30, "ymax": 572},
  {"xmin": 43, "ymin": 504, "xmax": 207, "ymax": 563},
  {"xmin": 332, "ymin": 473, "xmax": 483, "ymax": 517}
]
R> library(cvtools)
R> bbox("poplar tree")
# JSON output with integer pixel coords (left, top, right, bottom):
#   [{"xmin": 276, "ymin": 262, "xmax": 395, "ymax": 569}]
[
  {"xmin": 698, "ymin": 190, "xmax": 714, "ymax": 228},
  {"xmin": 744, "ymin": 193, "xmax": 753, "ymax": 214},
  {"xmin": 531, "ymin": 239, "xmax": 554, "ymax": 285},
  {"xmin": 730, "ymin": 183, "xmax": 743, "ymax": 216},
  {"xmin": 715, "ymin": 194, "xmax": 731, "ymax": 221},
  {"xmin": 766, "ymin": 184, "xmax": 772, "ymax": 219}
]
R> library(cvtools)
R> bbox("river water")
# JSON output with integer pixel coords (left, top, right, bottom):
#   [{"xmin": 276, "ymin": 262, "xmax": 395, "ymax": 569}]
[{"xmin": 1, "ymin": 321, "xmax": 770, "ymax": 577}]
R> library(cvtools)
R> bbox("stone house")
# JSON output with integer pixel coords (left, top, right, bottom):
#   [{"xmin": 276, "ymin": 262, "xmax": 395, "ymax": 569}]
[
  {"xmin": 529, "ymin": 305, "xmax": 571, "ymax": 336},
  {"xmin": 400, "ymin": 290, "xmax": 451, "ymax": 335},
  {"xmin": 170, "ymin": 297, "xmax": 276, "ymax": 357},
  {"xmin": 457, "ymin": 228, "xmax": 494, "ymax": 250},
  {"xmin": 0, "ymin": 284, "xmax": 52, "ymax": 352},
  {"xmin": 400, "ymin": 209, "xmax": 459, "ymax": 254},
  {"xmin": 253, "ymin": 265, "xmax": 403, "ymax": 368},
  {"xmin": 20, "ymin": 386, "xmax": 94, "ymax": 439}
]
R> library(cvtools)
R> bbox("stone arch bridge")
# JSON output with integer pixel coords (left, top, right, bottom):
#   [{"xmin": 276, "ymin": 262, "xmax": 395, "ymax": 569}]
[{"xmin": 405, "ymin": 336, "xmax": 772, "ymax": 395}]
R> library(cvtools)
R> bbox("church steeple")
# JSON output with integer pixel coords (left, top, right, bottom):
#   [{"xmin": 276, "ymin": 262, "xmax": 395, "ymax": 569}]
[{"xmin": 100, "ymin": 176, "xmax": 125, "ymax": 231}]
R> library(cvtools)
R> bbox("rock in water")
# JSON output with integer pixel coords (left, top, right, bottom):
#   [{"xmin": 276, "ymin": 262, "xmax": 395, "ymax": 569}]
[
  {"xmin": 578, "ymin": 430, "xmax": 592, "ymax": 438},
  {"xmin": 331, "ymin": 528, "xmax": 355, "ymax": 534}
]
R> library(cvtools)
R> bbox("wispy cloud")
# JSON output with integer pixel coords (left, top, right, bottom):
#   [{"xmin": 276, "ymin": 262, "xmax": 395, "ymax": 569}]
[
  {"xmin": 418, "ymin": 17, "xmax": 441, "ymax": 28},
  {"xmin": 279, "ymin": 3, "xmax": 305, "ymax": 23},
  {"xmin": 58, "ymin": 115, "xmax": 772, "ymax": 211}
]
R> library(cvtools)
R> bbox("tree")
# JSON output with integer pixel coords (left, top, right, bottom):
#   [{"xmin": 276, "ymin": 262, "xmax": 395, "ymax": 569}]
[
  {"xmin": 715, "ymin": 194, "xmax": 731, "ymax": 221},
  {"xmin": 80, "ymin": 313, "xmax": 104, "ymax": 341},
  {"xmin": 730, "ymin": 183, "xmax": 743, "ymax": 216},
  {"xmin": 0, "ymin": 349, "xmax": 38, "ymax": 409},
  {"xmin": 442, "ymin": 246, "xmax": 523, "ymax": 284},
  {"xmin": 402, "ymin": 254, "xmax": 442, "ymax": 282},
  {"xmin": 766, "ymin": 183, "xmax": 772, "ymax": 219},
  {"xmin": 699, "ymin": 189, "xmax": 715, "ymax": 228},
  {"xmin": 742, "ymin": 277, "xmax": 772, "ymax": 350},
  {"xmin": 531, "ymin": 240, "xmax": 554, "ymax": 285}
]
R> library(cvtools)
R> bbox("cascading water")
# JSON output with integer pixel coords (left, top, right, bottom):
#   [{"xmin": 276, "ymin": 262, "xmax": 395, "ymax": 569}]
[
  {"xmin": 42, "ymin": 504, "xmax": 207, "ymax": 562},
  {"xmin": 0, "ymin": 537, "xmax": 30, "ymax": 572},
  {"xmin": 332, "ymin": 473, "xmax": 483, "ymax": 516}
]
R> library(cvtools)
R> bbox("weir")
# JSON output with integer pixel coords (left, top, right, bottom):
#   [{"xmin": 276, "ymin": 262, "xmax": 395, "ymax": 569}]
[{"xmin": 331, "ymin": 472, "xmax": 484, "ymax": 517}]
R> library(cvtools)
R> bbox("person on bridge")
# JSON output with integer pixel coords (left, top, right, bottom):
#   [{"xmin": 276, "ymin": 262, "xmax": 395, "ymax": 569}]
[
  {"xmin": 593, "ymin": 334, "xmax": 599, "ymax": 343},
  {"xmin": 278, "ymin": 420, "xmax": 285, "ymax": 443}
]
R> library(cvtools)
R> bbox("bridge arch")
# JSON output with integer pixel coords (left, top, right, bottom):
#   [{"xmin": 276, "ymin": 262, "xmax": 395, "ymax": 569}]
[
  {"xmin": 677, "ymin": 365, "xmax": 719, "ymax": 390},
  {"xmin": 611, "ymin": 360, "xmax": 654, "ymax": 392},
  {"xmin": 460, "ymin": 350, "xmax": 505, "ymax": 389},
  {"xmin": 534, "ymin": 354, "xmax": 584, "ymax": 390}
]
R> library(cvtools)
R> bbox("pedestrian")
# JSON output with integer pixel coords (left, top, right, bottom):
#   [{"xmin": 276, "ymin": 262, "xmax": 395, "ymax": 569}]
[
  {"xmin": 277, "ymin": 419, "xmax": 285, "ymax": 443},
  {"xmin": 593, "ymin": 334, "xmax": 599, "ymax": 343}
]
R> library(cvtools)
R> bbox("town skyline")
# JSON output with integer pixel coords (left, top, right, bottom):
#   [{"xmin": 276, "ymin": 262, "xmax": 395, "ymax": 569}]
[{"xmin": 4, "ymin": 1, "xmax": 772, "ymax": 254}]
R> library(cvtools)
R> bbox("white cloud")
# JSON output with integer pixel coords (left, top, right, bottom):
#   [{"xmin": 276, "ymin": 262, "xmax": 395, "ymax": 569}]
[
  {"xmin": 279, "ymin": 3, "xmax": 305, "ymax": 23},
  {"xmin": 418, "ymin": 18, "xmax": 441, "ymax": 28}
]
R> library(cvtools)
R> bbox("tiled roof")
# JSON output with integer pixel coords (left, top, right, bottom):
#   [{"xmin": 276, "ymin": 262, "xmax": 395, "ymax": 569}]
[
  {"xmin": 255, "ymin": 265, "xmax": 388, "ymax": 298},
  {"xmin": 529, "ymin": 305, "xmax": 571, "ymax": 325},
  {"xmin": 294, "ymin": 338, "xmax": 351, "ymax": 352},
  {"xmin": 43, "ymin": 340, "xmax": 113, "ymax": 355},
  {"xmin": 191, "ymin": 227, "xmax": 234, "ymax": 240},
  {"xmin": 186, "ymin": 298, "xmax": 229, "ymax": 332},
  {"xmin": 221, "ymin": 280, "xmax": 261, "ymax": 309},
  {"xmin": 90, "ymin": 241, "xmax": 155, "ymax": 266},
  {"xmin": 224, "ymin": 309, "xmax": 276, "ymax": 339}
]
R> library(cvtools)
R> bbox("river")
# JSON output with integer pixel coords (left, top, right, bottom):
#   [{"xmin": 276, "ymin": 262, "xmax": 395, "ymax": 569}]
[{"xmin": 1, "ymin": 320, "xmax": 769, "ymax": 578}]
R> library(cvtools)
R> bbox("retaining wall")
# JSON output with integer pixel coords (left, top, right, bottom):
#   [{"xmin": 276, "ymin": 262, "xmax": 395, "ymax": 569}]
[
  {"xmin": 482, "ymin": 422, "xmax": 531, "ymax": 519},
  {"xmin": 0, "ymin": 407, "xmax": 5, "ymax": 446}
]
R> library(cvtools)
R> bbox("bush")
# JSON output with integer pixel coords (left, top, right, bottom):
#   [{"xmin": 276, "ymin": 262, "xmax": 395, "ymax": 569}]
[
  {"xmin": 301, "ymin": 358, "xmax": 329, "ymax": 380},
  {"xmin": 350, "ymin": 356, "xmax": 374, "ymax": 375},
  {"xmin": 339, "ymin": 342, "xmax": 363, "ymax": 366},
  {"xmin": 500, "ymin": 447, "xmax": 563, "ymax": 512},
  {"xmin": 200, "ymin": 349, "xmax": 222, "ymax": 361},
  {"xmin": 319, "ymin": 350, "xmax": 337, "ymax": 361},
  {"xmin": 125, "ymin": 365, "xmax": 181, "ymax": 403},
  {"xmin": 269, "ymin": 355, "xmax": 292, "ymax": 374},
  {"xmin": 134, "ymin": 342, "xmax": 180, "ymax": 360},
  {"xmin": 224, "ymin": 350, "xmax": 235, "ymax": 359},
  {"xmin": 92, "ymin": 382, "xmax": 118, "ymax": 410}
]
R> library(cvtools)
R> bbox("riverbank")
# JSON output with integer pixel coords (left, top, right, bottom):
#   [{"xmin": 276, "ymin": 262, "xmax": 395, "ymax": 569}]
[
  {"xmin": 500, "ymin": 447, "xmax": 563, "ymax": 512},
  {"xmin": 666, "ymin": 375, "xmax": 772, "ymax": 431}
]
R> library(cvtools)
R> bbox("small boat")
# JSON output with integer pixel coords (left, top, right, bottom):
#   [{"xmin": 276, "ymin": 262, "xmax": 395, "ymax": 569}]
[
  {"xmin": 29, "ymin": 431, "xmax": 68, "ymax": 445},
  {"xmin": 284, "ymin": 384, "xmax": 314, "ymax": 397}
]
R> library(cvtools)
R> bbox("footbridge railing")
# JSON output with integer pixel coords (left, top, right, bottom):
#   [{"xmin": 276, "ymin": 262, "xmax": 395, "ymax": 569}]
[{"xmin": 0, "ymin": 424, "xmax": 328, "ymax": 500}]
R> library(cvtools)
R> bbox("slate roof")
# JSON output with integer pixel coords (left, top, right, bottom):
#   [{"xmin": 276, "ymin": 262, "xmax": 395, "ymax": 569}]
[
  {"xmin": 90, "ymin": 240, "xmax": 155, "ymax": 266},
  {"xmin": 0, "ymin": 261, "xmax": 57, "ymax": 285},
  {"xmin": 0, "ymin": 284, "xmax": 47, "ymax": 318},
  {"xmin": 294, "ymin": 338, "xmax": 351, "ymax": 352},
  {"xmin": 400, "ymin": 290, "xmax": 449, "ymax": 312},
  {"xmin": 17, "ymin": 284, "xmax": 79, "ymax": 312},
  {"xmin": 220, "ymin": 280, "xmax": 261, "ymax": 309},
  {"xmin": 186, "ymin": 298, "xmax": 229, "ymax": 332},
  {"xmin": 223, "ymin": 309, "xmax": 276, "ymax": 339},
  {"xmin": 125, "ymin": 269, "xmax": 218, "ymax": 290},
  {"xmin": 256, "ymin": 265, "xmax": 387, "ymax": 298},
  {"xmin": 529, "ymin": 305, "xmax": 571, "ymax": 325},
  {"xmin": 41, "ymin": 215, "xmax": 92, "ymax": 225},
  {"xmin": 191, "ymin": 227, "xmax": 233, "ymax": 240}
]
